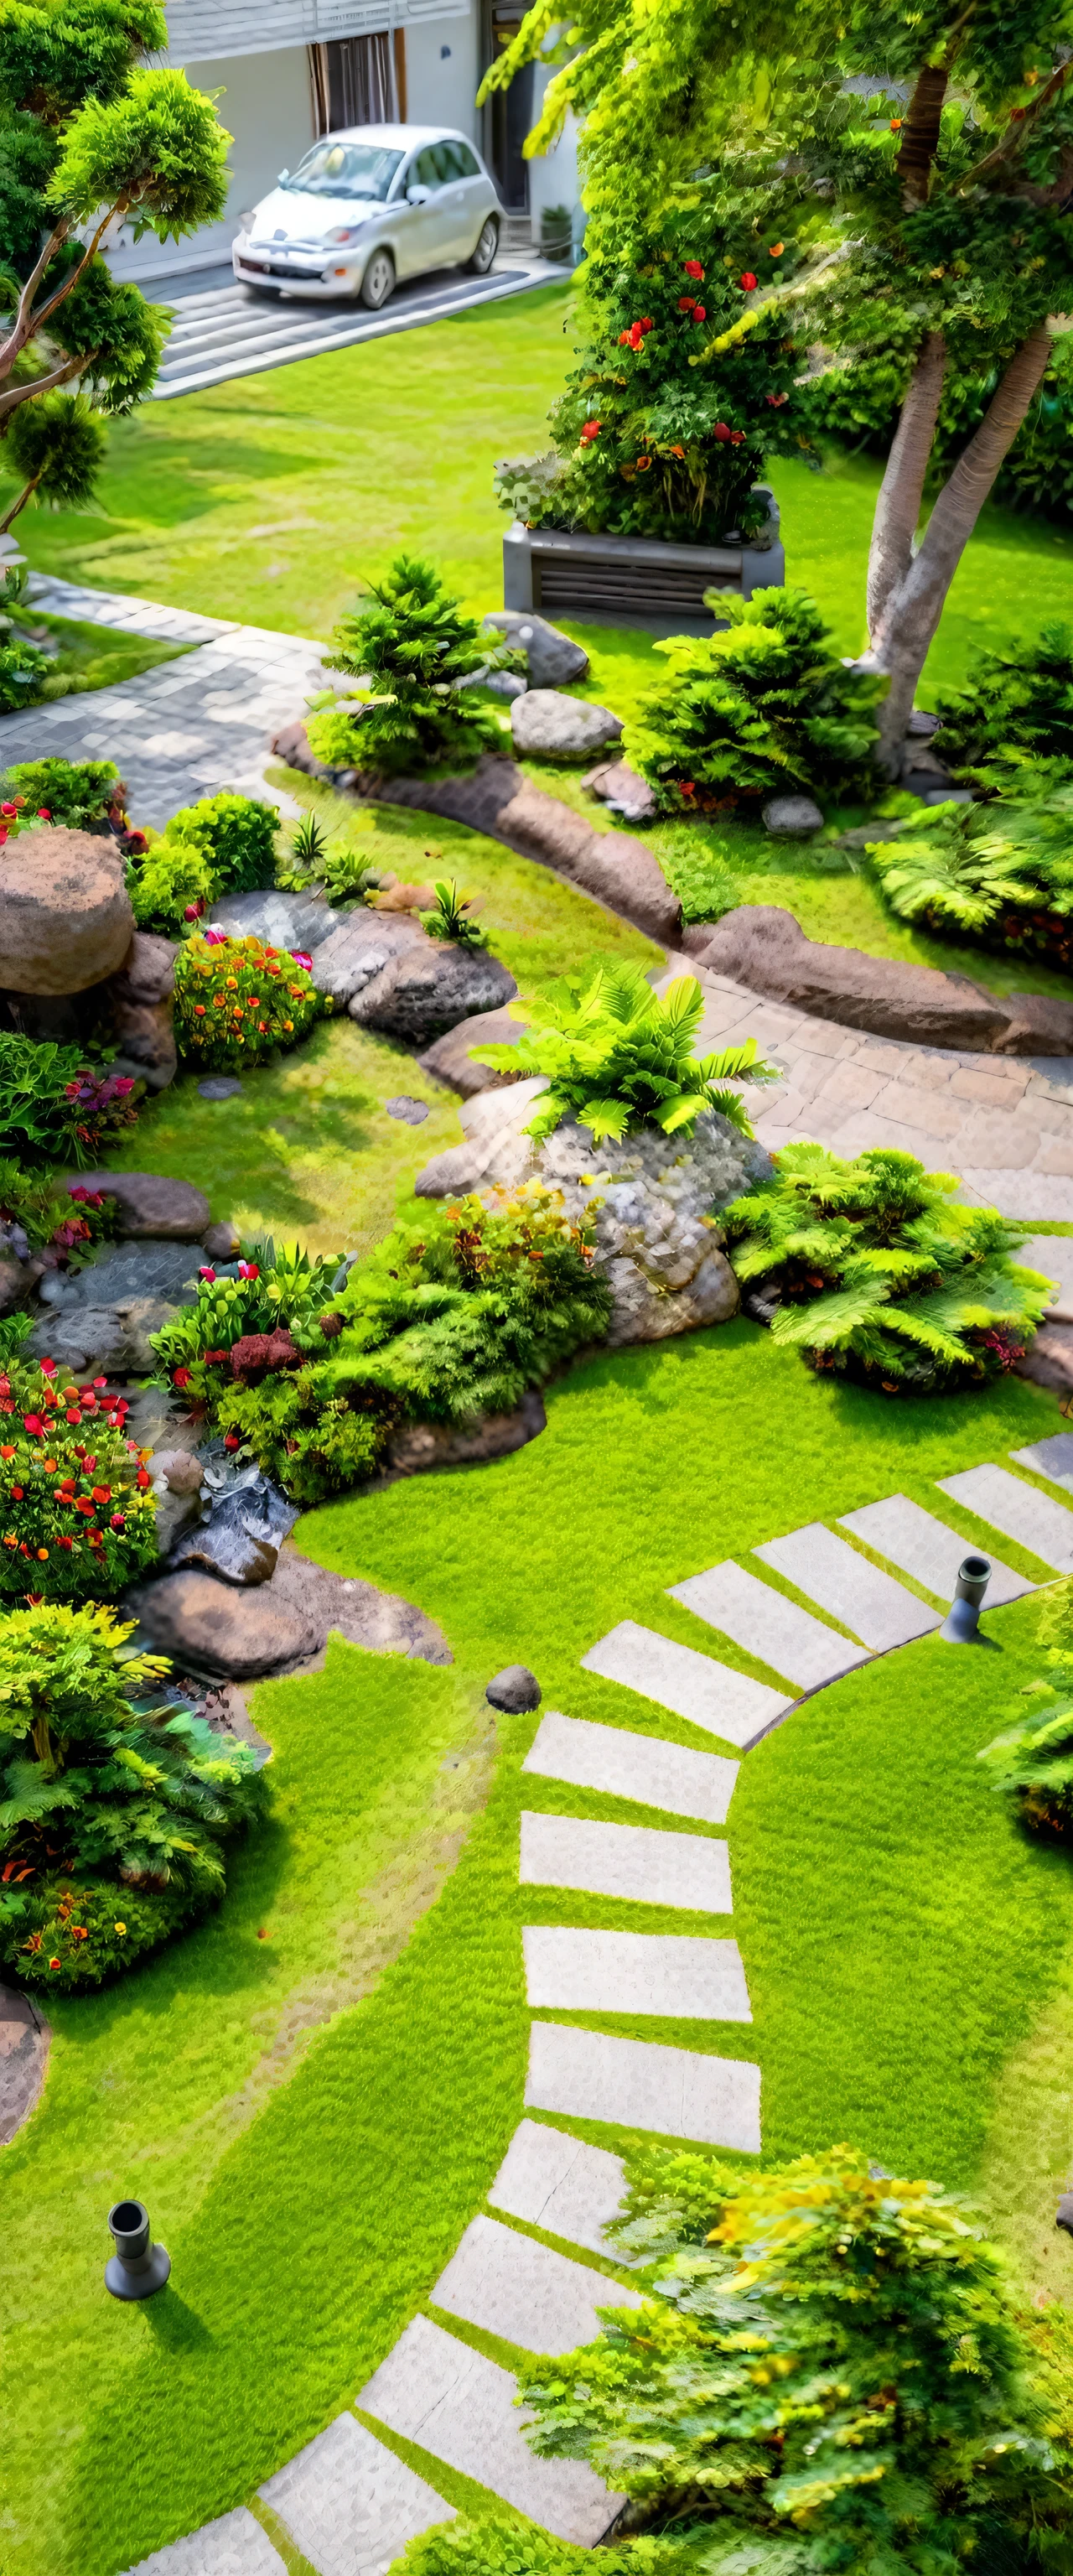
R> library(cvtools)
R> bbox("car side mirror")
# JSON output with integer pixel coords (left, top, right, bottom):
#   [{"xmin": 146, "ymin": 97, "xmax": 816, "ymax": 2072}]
[{"xmin": 407, "ymin": 183, "xmax": 431, "ymax": 205}]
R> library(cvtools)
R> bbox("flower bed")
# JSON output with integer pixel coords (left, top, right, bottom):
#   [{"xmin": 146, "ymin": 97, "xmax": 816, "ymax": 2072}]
[
  {"xmin": 0, "ymin": 1356, "xmax": 158, "ymax": 1600},
  {"xmin": 174, "ymin": 931, "xmax": 324, "ymax": 1069}
]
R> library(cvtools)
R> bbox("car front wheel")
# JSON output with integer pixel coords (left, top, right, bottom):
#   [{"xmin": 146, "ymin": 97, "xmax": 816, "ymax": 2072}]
[
  {"xmin": 360, "ymin": 248, "xmax": 396, "ymax": 310},
  {"xmin": 467, "ymin": 216, "xmax": 499, "ymax": 275}
]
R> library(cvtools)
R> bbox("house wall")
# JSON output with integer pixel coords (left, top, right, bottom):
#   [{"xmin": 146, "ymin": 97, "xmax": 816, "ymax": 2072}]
[
  {"xmin": 107, "ymin": 43, "xmax": 314, "ymax": 283},
  {"xmin": 402, "ymin": 10, "xmax": 481, "ymax": 140}
]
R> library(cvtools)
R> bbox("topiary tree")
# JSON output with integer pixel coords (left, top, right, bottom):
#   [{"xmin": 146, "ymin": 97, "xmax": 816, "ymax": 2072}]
[
  {"xmin": 0, "ymin": 4, "xmax": 231, "ymax": 524},
  {"xmin": 623, "ymin": 586, "xmax": 883, "ymax": 812},
  {"xmin": 487, "ymin": 0, "xmax": 1073, "ymax": 775},
  {"xmin": 307, "ymin": 555, "xmax": 516, "ymax": 778}
]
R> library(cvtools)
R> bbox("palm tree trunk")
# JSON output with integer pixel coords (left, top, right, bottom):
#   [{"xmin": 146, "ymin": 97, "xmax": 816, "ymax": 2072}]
[{"xmin": 867, "ymin": 330, "xmax": 947, "ymax": 643}]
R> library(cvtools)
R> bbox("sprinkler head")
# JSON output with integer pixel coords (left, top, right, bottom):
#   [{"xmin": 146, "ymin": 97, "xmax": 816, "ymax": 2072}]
[
  {"xmin": 105, "ymin": 2198, "xmax": 171, "ymax": 2300},
  {"xmin": 939, "ymin": 1554, "xmax": 992, "ymax": 1644}
]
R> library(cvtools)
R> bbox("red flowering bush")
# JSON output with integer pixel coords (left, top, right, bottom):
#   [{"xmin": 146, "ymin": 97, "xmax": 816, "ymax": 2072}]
[
  {"xmin": 174, "ymin": 931, "xmax": 324, "ymax": 1070},
  {"xmin": 0, "ymin": 1355, "xmax": 158, "ymax": 1600}
]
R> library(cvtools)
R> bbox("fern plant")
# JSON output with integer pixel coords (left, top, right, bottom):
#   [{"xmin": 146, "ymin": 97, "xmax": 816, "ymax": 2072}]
[
  {"xmin": 934, "ymin": 621, "xmax": 1073, "ymax": 781},
  {"xmin": 305, "ymin": 555, "xmax": 517, "ymax": 779},
  {"xmin": 979, "ymin": 1687, "xmax": 1073, "ymax": 1840},
  {"xmin": 723, "ymin": 1142, "xmax": 1050, "ymax": 1392},
  {"xmin": 622, "ymin": 589, "xmax": 883, "ymax": 816},
  {"xmin": 868, "ymin": 766, "xmax": 1073, "ymax": 967},
  {"xmin": 478, "ymin": 963, "xmax": 778, "ymax": 1145}
]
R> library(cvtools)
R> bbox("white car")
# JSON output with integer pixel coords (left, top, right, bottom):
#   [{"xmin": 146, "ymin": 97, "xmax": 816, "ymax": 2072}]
[{"xmin": 232, "ymin": 122, "xmax": 502, "ymax": 308}]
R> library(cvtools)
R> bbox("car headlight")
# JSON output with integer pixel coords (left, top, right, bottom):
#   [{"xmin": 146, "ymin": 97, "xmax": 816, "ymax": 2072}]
[{"xmin": 325, "ymin": 225, "xmax": 364, "ymax": 246}]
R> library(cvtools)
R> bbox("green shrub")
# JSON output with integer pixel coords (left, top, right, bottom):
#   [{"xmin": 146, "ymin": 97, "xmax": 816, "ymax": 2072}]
[
  {"xmin": 867, "ymin": 766, "xmax": 1073, "ymax": 971},
  {"xmin": 479, "ymin": 963, "xmax": 777, "ymax": 1145},
  {"xmin": 163, "ymin": 790, "xmax": 279, "ymax": 896},
  {"xmin": 150, "ymin": 1241, "xmax": 346, "ymax": 1407},
  {"xmin": 517, "ymin": 2144, "xmax": 1073, "ymax": 2573},
  {"xmin": 932, "ymin": 624, "xmax": 1073, "ymax": 782},
  {"xmin": 979, "ymin": 1684, "xmax": 1073, "ymax": 1841},
  {"xmin": 0, "ymin": 756, "xmax": 120, "ymax": 828},
  {"xmin": 623, "ymin": 589, "xmax": 882, "ymax": 815},
  {"xmin": 0, "ymin": 637, "xmax": 51, "ymax": 713},
  {"xmin": 173, "ymin": 930, "xmax": 324, "ymax": 1070},
  {"xmin": 127, "ymin": 832, "xmax": 215, "ymax": 935},
  {"xmin": 0, "ymin": 1033, "xmax": 138, "ymax": 1166},
  {"xmin": 215, "ymin": 1373, "xmax": 386, "ymax": 1505},
  {"xmin": 0, "ymin": 1601, "xmax": 263, "ymax": 1990},
  {"xmin": 306, "ymin": 555, "xmax": 513, "ymax": 779},
  {"xmin": 723, "ymin": 1142, "xmax": 1050, "ymax": 1393},
  {"xmin": 0, "ymin": 1352, "xmax": 158, "ymax": 1600}
]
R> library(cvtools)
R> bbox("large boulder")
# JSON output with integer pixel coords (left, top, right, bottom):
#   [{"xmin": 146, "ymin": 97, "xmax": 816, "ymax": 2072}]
[
  {"xmin": 418, "ymin": 1006, "xmax": 530, "ymax": 1098},
  {"xmin": 386, "ymin": 1390, "xmax": 546, "ymax": 1473},
  {"xmin": 27, "ymin": 1295, "xmax": 180, "ymax": 1378},
  {"xmin": 66, "ymin": 1171, "xmax": 210, "ymax": 1239},
  {"xmin": 695, "ymin": 906, "xmax": 1073, "ymax": 1056},
  {"xmin": 37, "ymin": 1237, "xmax": 205, "ymax": 1312},
  {"xmin": 482, "ymin": 610, "xmax": 589, "ymax": 688},
  {"xmin": 311, "ymin": 908, "xmax": 428, "ymax": 1007},
  {"xmin": 104, "ymin": 932, "xmax": 177, "ymax": 1093},
  {"xmin": 0, "ymin": 824, "xmax": 133, "ymax": 995},
  {"xmin": 511, "ymin": 691, "xmax": 624, "ymax": 762},
  {"xmin": 350, "ymin": 943, "xmax": 518, "ymax": 1048},
  {"xmin": 126, "ymin": 1543, "xmax": 452, "ymax": 1679}
]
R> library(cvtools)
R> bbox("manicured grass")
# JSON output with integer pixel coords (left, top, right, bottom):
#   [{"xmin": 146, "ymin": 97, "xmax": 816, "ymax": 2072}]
[
  {"xmin": 23, "ymin": 610, "xmax": 188, "ymax": 702},
  {"xmin": 8, "ymin": 1325, "xmax": 1072, "ymax": 2575}
]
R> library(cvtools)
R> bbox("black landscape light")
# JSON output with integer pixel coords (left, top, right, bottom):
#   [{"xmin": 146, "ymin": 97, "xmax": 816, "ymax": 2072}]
[
  {"xmin": 939, "ymin": 1555, "xmax": 991, "ymax": 1644},
  {"xmin": 105, "ymin": 2199, "xmax": 171, "ymax": 2299}
]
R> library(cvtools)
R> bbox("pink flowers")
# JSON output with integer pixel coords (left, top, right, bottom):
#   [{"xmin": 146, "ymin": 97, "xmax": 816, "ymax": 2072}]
[
  {"xmin": 199, "ymin": 1266, "xmax": 217, "ymax": 1282},
  {"xmin": 766, "ymin": 391, "xmax": 789, "ymax": 407},
  {"xmin": 22, "ymin": 1415, "xmax": 44, "ymax": 1437},
  {"xmin": 237, "ymin": 1261, "xmax": 260, "ymax": 1280},
  {"xmin": 203, "ymin": 928, "xmax": 227, "ymax": 948},
  {"xmin": 289, "ymin": 950, "xmax": 313, "ymax": 971}
]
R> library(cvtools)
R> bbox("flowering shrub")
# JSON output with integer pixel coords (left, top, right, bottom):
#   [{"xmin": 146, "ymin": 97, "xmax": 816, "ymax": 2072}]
[
  {"xmin": 0, "ymin": 1354, "xmax": 158, "ymax": 1600},
  {"xmin": 0, "ymin": 1602, "xmax": 264, "ymax": 1990},
  {"xmin": 150, "ymin": 1240, "xmax": 345, "ymax": 1405},
  {"xmin": 0, "ymin": 1031, "xmax": 138, "ymax": 1166},
  {"xmin": 0, "ymin": 756, "xmax": 121, "ymax": 829},
  {"xmin": 0, "ymin": 1161, "xmax": 121, "ymax": 1275},
  {"xmin": 174, "ymin": 931, "xmax": 324, "ymax": 1069}
]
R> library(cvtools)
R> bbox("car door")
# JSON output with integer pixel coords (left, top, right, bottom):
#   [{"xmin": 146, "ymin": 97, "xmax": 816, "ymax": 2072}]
[
  {"xmin": 440, "ymin": 140, "xmax": 490, "ymax": 259},
  {"xmin": 393, "ymin": 145, "xmax": 457, "ymax": 278}
]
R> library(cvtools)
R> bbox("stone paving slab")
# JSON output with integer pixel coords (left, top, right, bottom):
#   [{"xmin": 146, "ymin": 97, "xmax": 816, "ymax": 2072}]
[
  {"xmin": 519, "ymin": 1810, "xmax": 733, "ymax": 1912},
  {"xmin": 1010, "ymin": 1431, "xmax": 1073, "ymax": 1493},
  {"xmin": 260, "ymin": 2412, "xmax": 451, "ymax": 2576},
  {"xmin": 1019, "ymin": 1234, "xmax": 1073, "ymax": 1317},
  {"xmin": 754, "ymin": 1524, "xmax": 941, "ymax": 1650},
  {"xmin": 526, "ymin": 2020, "xmax": 762, "ymax": 2151},
  {"xmin": 667, "ymin": 1559, "xmax": 870, "ymax": 1690},
  {"xmin": 431, "ymin": 2212, "xmax": 641, "ymax": 2351},
  {"xmin": 521, "ymin": 1710, "xmax": 739, "ymax": 1825},
  {"xmin": 524, "ymin": 1925, "xmax": 751, "ymax": 2021},
  {"xmin": 837, "ymin": 1494, "xmax": 1034, "ymax": 1609},
  {"xmin": 360, "ymin": 2315, "xmax": 623, "ymax": 2542},
  {"xmin": 581, "ymin": 1619, "xmax": 790, "ymax": 1750},
  {"xmin": 125, "ymin": 2508, "xmax": 285, "ymax": 2576},
  {"xmin": 488, "ymin": 2120, "xmax": 628, "ymax": 2257},
  {"xmin": 936, "ymin": 1464, "xmax": 1073, "ymax": 1573}
]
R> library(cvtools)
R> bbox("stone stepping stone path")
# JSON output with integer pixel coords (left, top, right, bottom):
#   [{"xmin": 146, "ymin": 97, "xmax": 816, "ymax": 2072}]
[
  {"xmin": 754, "ymin": 1524, "xmax": 941, "ymax": 1651},
  {"xmin": 668, "ymin": 1558, "xmax": 869, "ymax": 1690},
  {"xmin": 521, "ymin": 1708, "xmax": 739, "ymax": 1825},
  {"xmin": 526, "ymin": 2020, "xmax": 763, "ymax": 2151},
  {"xmin": 523, "ymin": 1925, "xmax": 751, "ymax": 2022},
  {"xmin": 1009, "ymin": 1431, "xmax": 1073, "ymax": 1493},
  {"xmin": 837, "ymin": 1495, "xmax": 1034, "ymax": 1608},
  {"xmin": 936, "ymin": 1464, "xmax": 1073, "ymax": 1573},
  {"xmin": 581, "ymin": 1618, "xmax": 790, "ymax": 1750},
  {"xmin": 127, "ymin": 2507, "xmax": 287, "ymax": 2575},
  {"xmin": 430, "ymin": 2211, "xmax": 642, "ymax": 2352},
  {"xmin": 259, "ymin": 2413, "xmax": 453, "ymax": 2576},
  {"xmin": 359, "ymin": 2314, "xmax": 623, "ymax": 2542},
  {"xmin": 487, "ymin": 2121, "xmax": 627, "ymax": 2257},
  {"xmin": 519, "ymin": 1810, "xmax": 733, "ymax": 1912},
  {"xmin": 1020, "ymin": 1234, "xmax": 1073, "ymax": 1317}
]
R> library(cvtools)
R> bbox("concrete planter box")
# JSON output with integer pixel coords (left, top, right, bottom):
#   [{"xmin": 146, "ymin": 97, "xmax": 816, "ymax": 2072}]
[{"xmin": 503, "ymin": 490, "xmax": 785, "ymax": 637}]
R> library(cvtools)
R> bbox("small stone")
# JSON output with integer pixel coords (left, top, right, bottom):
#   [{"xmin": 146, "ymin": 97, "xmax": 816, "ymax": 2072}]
[
  {"xmin": 418, "ymin": 1007, "xmax": 530, "ymax": 1098},
  {"xmin": 482, "ymin": 610, "xmax": 590, "ymax": 688},
  {"xmin": 207, "ymin": 887, "xmax": 346, "ymax": 953},
  {"xmin": 1056, "ymin": 2194, "xmax": 1073, "ymax": 2236},
  {"xmin": 762, "ymin": 795, "xmax": 824, "ymax": 837},
  {"xmin": 202, "ymin": 1218, "xmax": 241, "ymax": 1260},
  {"xmin": 581, "ymin": 760, "xmax": 658, "ymax": 824},
  {"xmin": 69, "ymin": 1171, "xmax": 210, "ymax": 1240},
  {"xmin": 482, "ymin": 669, "xmax": 527, "ymax": 699},
  {"xmin": 152, "ymin": 1449, "xmax": 205, "ymax": 1497},
  {"xmin": 385, "ymin": 1095, "xmax": 430, "ymax": 1124},
  {"xmin": 198, "ymin": 1078, "xmax": 242, "ymax": 1101},
  {"xmin": 512, "ymin": 690, "xmax": 624, "ymax": 762},
  {"xmin": 486, "ymin": 1664, "xmax": 542, "ymax": 1713}
]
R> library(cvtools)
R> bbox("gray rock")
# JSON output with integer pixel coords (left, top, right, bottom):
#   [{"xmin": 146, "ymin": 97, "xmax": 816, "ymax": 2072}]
[
  {"xmin": 581, "ymin": 760, "xmax": 658, "ymax": 824},
  {"xmin": 168, "ymin": 1476, "xmax": 298, "ymax": 1587},
  {"xmin": 482, "ymin": 669, "xmax": 528, "ymax": 699},
  {"xmin": 202, "ymin": 1218, "xmax": 241, "ymax": 1259},
  {"xmin": 199, "ymin": 1077, "xmax": 242, "ymax": 1101},
  {"xmin": 206, "ymin": 887, "xmax": 346, "ymax": 952},
  {"xmin": 28, "ymin": 1306, "xmax": 131, "ymax": 1375},
  {"xmin": 153, "ymin": 1483, "xmax": 203, "ymax": 1557},
  {"xmin": 694, "ymin": 906, "xmax": 1073, "ymax": 1054},
  {"xmin": 310, "ymin": 907, "xmax": 428, "ymax": 1006},
  {"xmin": 385, "ymin": 1095, "xmax": 430, "ymax": 1125},
  {"xmin": 152, "ymin": 1449, "xmax": 205, "ymax": 1497},
  {"xmin": 762, "ymin": 795, "xmax": 824, "ymax": 837},
  {"xmin": 126, "ymin": 1540, "xmax": 452, "ymax": 1680},
  {"xmin": 482, "ymin": 610, "xmax": 589, "ymax": 688},
  {"xmin": 486, "ymin": 1665, "xmax": 542, "ymax": 1713},
  {"xmin": 49, "ymin": 1238, "xmax": 205, "ymax": 1310},
  {"xmin": 418, "ymin": 1006, "xmax": 530, "ymax": 1098},
  {"xmin": 387, "ymin": 1390, "xmax": 546, "ymax": 1474},
  {"xmin": 415, "ymin": 1077, "xmax": 547, "ymax": 1198},
  {"xmin": 68, "ymin": 1171, "xmax": 210, "ymax": 1239},
  {"xmin": 511, "ymin": 690, "xmax": 624, "ymax": 763},
  {"xmin": 350, "ymin": 943, "xmax": 518, "ymax": 1049}
]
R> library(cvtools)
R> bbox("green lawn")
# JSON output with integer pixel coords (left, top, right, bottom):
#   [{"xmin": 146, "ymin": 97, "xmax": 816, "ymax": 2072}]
[
  {"xmin": 27, "ymin": 610, "xmax": 188, "ymax": 701},
  {"xmin": 6, "ymin": 1326, "xmax": 1073, "ymax": 2576}
]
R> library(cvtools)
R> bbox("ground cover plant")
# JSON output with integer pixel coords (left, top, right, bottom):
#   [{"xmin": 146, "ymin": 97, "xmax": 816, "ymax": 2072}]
[
  {"xmin": 0, "ymin": 1351, "xmax": 158, "ymax": 1600},
  {"xmin": 306, "ymin": 554, "xmax": 514, "ymax": 780},
  {"xmin": 0, "ymin": 1032, "xmax": 137, "ymax": 1166},
  {"xmin": 623, "ymin": 588, "xmax": 882, "ymax": 813},
  {"xmin": 480, "ymin": 962, "xmax": 777, "ymax": 1141},
  {"xmin": 0, "ymin": 1602, "xmax": 262, "ymax": 1990},
  {"xmin": 723, "ymin": 1142, "xmax": 1050, "ymax": 1391},
  {"xmin": 173, "ymin": 931, "xmax": 323, "ymax": 1071}
]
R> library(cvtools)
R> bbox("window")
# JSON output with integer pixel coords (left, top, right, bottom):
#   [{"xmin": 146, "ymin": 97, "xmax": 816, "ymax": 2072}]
[
  {"xmin": 283, "ymin": 140, "xmax": 403, "ymax": 201},
  {"xmin": 449, "ymin": 142, "xmax": 480, "ymax": 177}
]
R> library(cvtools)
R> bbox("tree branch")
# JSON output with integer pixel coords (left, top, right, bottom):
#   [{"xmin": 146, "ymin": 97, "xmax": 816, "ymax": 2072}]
[
  {"xmin": 0, "ymin": 351, "xmax": 91, "ymax": 425},
  {"xmin": 0, "ymin": 470, "xmax": 44, "ymax": 537},
  {"xmin": 0, "ymin": 219, "xmax": 70, "ymax": 383},
  {"xmin": 959, "ymin": 59, "xmax": 1070, "ymax": 192},
  {"xmin": 867, "ymin": 330, "xmax": 946, "ymax": 642},
  {"xmin": 895, "ymin": 65, "xmax": 951, "ymax": 210},
  {"xmin": 0, "ymin": 201, "xmax": 123, "ymax": 393}
]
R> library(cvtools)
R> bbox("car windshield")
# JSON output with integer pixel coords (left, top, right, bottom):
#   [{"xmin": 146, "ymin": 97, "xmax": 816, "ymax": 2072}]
[{"xmin": 282, "ymin": 143, "xmax": 403, "ymax": 201}]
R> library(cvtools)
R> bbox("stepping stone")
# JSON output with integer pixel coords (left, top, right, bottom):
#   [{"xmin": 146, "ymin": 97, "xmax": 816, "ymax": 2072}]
[
  {"xmin": 125, "ymin": 2508, "xmax": 286, "ymax": 2576},
  {"xmin": 519, "ymin": 1811, "xmax": 732, "ymax": 1913},
  {"xmin": 580, "ymin": 1620, "xmax": 790, "ymax": 1750},
  {"xmin": 1019, "ymin": 1234, "xmax": 1073, "ymax": 1319},
  {"xmin": 488, "ymin": 2120, "xmax": 628, "ymax": 2257},
  {"xmin": 753, "ymin": 1524, "xmax": 940, "ymax": 1650},
  {"xmin": 523, "ymin": 1926, "xmax": 751, "ymax": 2022},
  {"xmin": 359, "ymin": 2315, "xmax": 623, "ymax": 2542},
  {"xmin": 431, "ymin": 2212, "xmax": 640, "ymax": 2352},
  {"xmin": 667, "ymin": 1559, "xmax": 868, "ymax": 1690},
  {"xmin": 261, "ymin": 2413, "xmax": 451, "ymax": 2576},
  {"xmin": 521, "ymin": 1710, "xmax": 738, "ymax": 1826},
  {"xmin": 1010, "ymin": 1431, "xmax": 1073, "ymax": 1494},
  {"xmin": 837, "ymin": 1494, "xmax": 1033, "ymax": 1609},
  {"xmin": 526, "ymin": 2021, "xmax": 761, "ymax": 2152},
  {"xmin": 936, "ymin": 1464, "xmax": 1073, "ymax": 1574}
]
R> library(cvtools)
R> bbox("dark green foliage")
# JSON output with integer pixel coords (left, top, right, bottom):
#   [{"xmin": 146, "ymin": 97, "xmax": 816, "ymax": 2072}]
[
  {"xmin": 29, "ymin": 253, "xmax": 166, "ymax": 415},
  {"xmin": 0, "ymin": 0, "xmax": 168, "ymax": 129},
  {"xmin": 0, "ymin": 1601, "xmax": 263, "ymax": 1989},
  {"xmin": 723, "ymin": 1141, "xmax": 1050, "ymax": 1391},
  {"xmin": 623, "ymin": 589, "xmax": 882, "ymax": 814},
  {"xmin": 480, "ymin": 961, "xmax": 777, "ymax": 1142},
  {"xmin": 979, "ymin": 1676, "xmax": 1073, "ymax": 1841},
  {"xmin": 519, "ymin": 2144, "xmax": 1072, "ymax": 2573},
  {"xmin": 1, "ymin": 754, "xmax": 119, "ymax": 825},
  {"xmin": 799, "ymin": 339, "xmax": 1073, "ymax": 527},
  {"xmin": 0, "ymin": 1033, "xmax": 137, "ymax": 1166},
  {"xmin": 933, "ymin": 624, "xmax": 1073, "ymax": 781},
  {"xmin": 868, "ymin": 766, "xmax": 1073, "ymax": 970},
  {"xmin": 163, "ymin": 790, "xmax": 280, "ymax": 896},
  {"xmin": 2, "ymin": 391, "xmax": 107, "ymax": 521},
  {"xmin": 307, "ymin": 555, "xmax": 513, "ymax": 778}
]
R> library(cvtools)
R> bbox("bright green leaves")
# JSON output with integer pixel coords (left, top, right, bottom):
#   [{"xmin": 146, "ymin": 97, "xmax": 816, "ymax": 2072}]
[
  {"xmin": 47, "ymin": 65, "xmax": 229, "ymax": 237},
  {"xmin": 625, "ymin": 586, "xmax": 882, "ymax": 813},
  {"xmin": 477, "ymin": 961, "xmax": 779, "ymax": 1142},
  {"xmin": 310, "ymin": 554, "xmax": 516, "ymax": 779}
]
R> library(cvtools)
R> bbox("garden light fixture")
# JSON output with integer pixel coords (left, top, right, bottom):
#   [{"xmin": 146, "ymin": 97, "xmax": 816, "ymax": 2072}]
[
  {"xmin": 939, "ymin": 1555, "xmax": 991, "ymax": 1643},
  {"xmin": 105, "ymin": 2199, "xmax": 171, "ymax": 2299}
]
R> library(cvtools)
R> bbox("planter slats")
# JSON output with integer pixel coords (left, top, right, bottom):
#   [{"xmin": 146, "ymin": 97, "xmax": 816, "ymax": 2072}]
[{"xmin": 504, "ymin": 494, "xmax": 785, "ymax": 636}]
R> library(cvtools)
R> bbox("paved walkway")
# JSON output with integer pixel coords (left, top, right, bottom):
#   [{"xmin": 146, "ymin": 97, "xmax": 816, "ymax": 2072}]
[
  {"xmin": 154, "ymin": 253, "xmax": 568, "ymax": 399},
  {"xmin": 126, "ymin": 1433, "xmax": 1073, "ymax": 2575}
]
